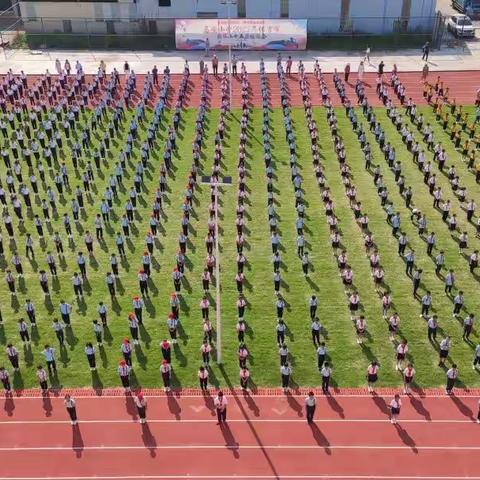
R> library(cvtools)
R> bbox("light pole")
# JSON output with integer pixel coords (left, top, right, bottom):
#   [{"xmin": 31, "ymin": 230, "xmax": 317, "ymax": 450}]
[
  {"xmin": 221, "ymin": 0, "xmax": 236, "ymax": 107},
  {"xmin": 200, "ymin": 175, "xmax": 232, "ymax": 365}
]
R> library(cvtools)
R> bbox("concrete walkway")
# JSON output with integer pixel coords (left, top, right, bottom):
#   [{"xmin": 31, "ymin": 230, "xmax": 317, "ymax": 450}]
[{"xmin": 1, "ymin": 43, "xmax": 480, "ymax": 75}]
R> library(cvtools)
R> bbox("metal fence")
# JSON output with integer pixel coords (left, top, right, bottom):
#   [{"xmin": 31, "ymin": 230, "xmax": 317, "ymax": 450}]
[{"xmin": 0, "ymin": 14, "xmax": 443, "ymax": 51}]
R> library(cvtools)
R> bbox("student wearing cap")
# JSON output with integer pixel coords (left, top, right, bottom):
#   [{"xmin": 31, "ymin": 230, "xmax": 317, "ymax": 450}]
[
  {"xmin": 160, "ymin": 359, "xmax": 172, "ymax": 392},
  {"xmin": 214, "ymin": 390, "xmax": 227, "ymax": 424},
  {"xmin": 160, "ymin": 339, "xmax": 171, "ymax": 363},
  {"xmin": 170, "ymin": 293, "xmax": 179, "ymax": 319},
  {"xmin": 118, "ymin": 360, "xmax": 132, "ymax": 392},
  {"xmin": 304, "ymin": 391, "xmax": 316, "ymax": 423},
  {"xmin": 135, "ymin": 391, "xmax": 147, "ymax": 423},
  {"xmin": 64, "ymin": 394, "xmax": 78, "ymax": 425}
]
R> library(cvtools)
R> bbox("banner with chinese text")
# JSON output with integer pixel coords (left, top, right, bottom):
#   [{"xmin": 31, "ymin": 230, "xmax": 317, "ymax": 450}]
[{"xmin": 175, "ymin": 19, "xmax": 307, "ymax": 51}]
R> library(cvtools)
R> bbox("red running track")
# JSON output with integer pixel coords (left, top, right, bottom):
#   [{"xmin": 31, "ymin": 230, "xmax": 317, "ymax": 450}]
[
  {"xmin": 1, "ymin": 388, "xmax": 480, "ymax": 479},
  {"xmin": 21, "ymin": 70, "xmax": 480, "ymax": 110}
]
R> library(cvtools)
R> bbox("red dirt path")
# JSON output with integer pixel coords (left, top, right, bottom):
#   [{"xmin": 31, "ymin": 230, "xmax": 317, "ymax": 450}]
[{"xmin": 1, "ymin": 387, "xmax": 480, "ymax": 479}]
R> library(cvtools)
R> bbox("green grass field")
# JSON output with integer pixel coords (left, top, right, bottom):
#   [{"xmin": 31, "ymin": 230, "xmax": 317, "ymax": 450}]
[{"xmin": 2, "ymin": 102, "xmax": 480, "ymax": 390}]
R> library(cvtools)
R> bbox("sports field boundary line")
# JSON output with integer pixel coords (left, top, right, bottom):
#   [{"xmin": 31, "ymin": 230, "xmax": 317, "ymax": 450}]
[
  {"xmin": 2, "ymin": 477, "xmax": 480, "ymax": 480},
  {"xmin": 3, "ymin": 477, "xmax": 480, "ymax": 480},
  {"xmin": 0, "ymin": 418, "xmax": 476, "ymax": 425},
  {"xmin": 5, "ymin": 387, "xmax": 480, "ymax": 398},
  {"xmin": 1, "ymin": 445, "xmax": 480, "ymax": 452}
]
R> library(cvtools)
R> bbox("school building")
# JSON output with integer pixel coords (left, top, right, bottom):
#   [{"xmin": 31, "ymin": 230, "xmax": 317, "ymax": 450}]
[{"xmin": 17, "ymin": 0, "xmax": 438, "ymax": 38}]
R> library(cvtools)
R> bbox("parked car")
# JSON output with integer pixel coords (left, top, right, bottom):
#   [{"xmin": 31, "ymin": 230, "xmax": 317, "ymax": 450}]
[{"xmin": 447, "ymin": 14, "xmax": 476, "ymax": 37}]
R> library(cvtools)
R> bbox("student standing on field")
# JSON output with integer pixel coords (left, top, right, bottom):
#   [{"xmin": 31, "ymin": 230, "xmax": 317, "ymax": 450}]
[
  {"xmin": 198, "ymin": 365, "xmax": 209, "ymax": 391},
  {"xmin": 37, "ymin": 365, "xmax": 48, "ymax": 393},
  {"xmin": 214, "ymin": 390, "xmax": 227, "ymax": 424},
  {"xmin": 446, "ymin": 364, "xmax": 458, "ymax": 394},
  {"xmin": 439, "ymin": 336, "xmax": 451, "ymax": 367},
  {"xmin": 389, "ymin": 394, "xmax": 402, "ymax": 424},
  {"xmin": 0, "ymin": 366, "xmax": 11, "ymax": 393},
  {"xmin": 118, "ymin": 360, "xmax": 131, "ymax": 392},
  {"xmin": 280, "ymin": 362, "xmax": 292, "ymax": 393},
  {"xmin": 5, "ymin": 344, "xmax": 19, "ymax": 371},
  {"xmin": 240, "ymin": 366, "xmax": 250, "ymax": 390},
  {"xmin": 135, "ymin": 392, "xmax": 147, "ymax": 424},
  {"xmin": 403, "ymin": 363, "xmax": 415, "ymax": 394},
  {"xmin": 160, "ymin": 359, "xmax": 172, "ymax": 392},
  {"xmin": 64, "ymin": 394, "xmax": 78, "ymax": 425},
  {"xmin": 305, "ymin": 391, "xmax": 316, "ymax": 424},
  {"xmin": 367, "ymin": 361, "xmax": 379, "ymax": 393}
]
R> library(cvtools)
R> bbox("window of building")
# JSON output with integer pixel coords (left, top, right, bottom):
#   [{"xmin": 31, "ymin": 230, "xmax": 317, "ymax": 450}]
[
  {"xmin": 148, "ymin": 20, "xmax": 157, "ymax": 34},
  {"xmin": 280, "ymin": 0, "xmax": 289, "ymax": 18},
  {"xmin": 158, "ymin": 0, "xmax": 171, "ymax": 6},
  {"xmin": 62, "ymin": 19, "xmax": 72, "ymax": 33},
  {"xmin": 197, "ymin": 11, "xmax": 218, "ymax": 18},
  {"xmin": 237, "ymin": 0, "xmax": 246, "ymax": 18},
  {"xmin": 106, "ymin": 20, "xmax": 115, "ymax": 34}
]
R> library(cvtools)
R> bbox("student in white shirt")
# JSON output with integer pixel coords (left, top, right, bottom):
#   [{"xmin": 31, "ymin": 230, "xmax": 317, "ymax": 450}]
[
  {"xmin": 446, "ymin": 364, "xmax": 458, "ymax": 394},
  {"xmin": 439, "ymin": 336, "xmax": 451, "ymax": 367},
  {"xmin": 304, "ymin": 391, "xmax": 316, "ymax": 424},
  {"xmin": 214, "ymin": 391, "xmax": 227, "ymax": 424},
  {"xmin": 64, "ymin": 394, "xmax": 78, "ymax": 425},
  {"xmin": 366, "ymin": 361, "xmax": 379, "ymax": 393},
  {"xmin": 403, "ymin": 363, "xmax": 416, "ymax": 394},
  {"xmin": 389, "ymin": 394, "xmax": 402, "ymax": 424},
  {"xmin": 134, "ymin": 392, "xmax": 147, "ymax": 424},
  {"xmin": 321, "ymin": 362, "xmax": 332, "ymax": 394},
  {"xmin": 396, "ymin": 340, "xmax": 408, "ymax": 371},
  {"xmin": 473, "ymin": 344, "xmax": 480, "ymax": 370}
]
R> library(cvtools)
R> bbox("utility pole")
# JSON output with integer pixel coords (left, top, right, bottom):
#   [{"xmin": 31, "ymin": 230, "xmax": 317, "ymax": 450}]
[
  {"xmin": 221, "ymin": 0, "xmax": 236, "ymax": 107},
  {"xmin": 200, "ymin": 175, "xmax": 232, "ymax": 364}
]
